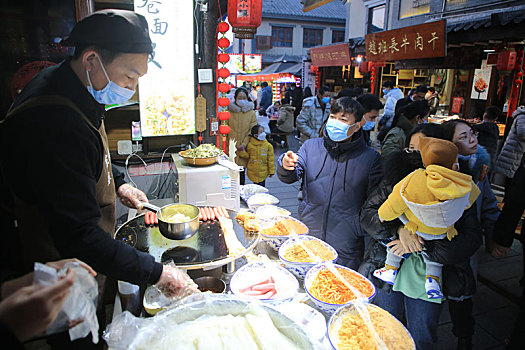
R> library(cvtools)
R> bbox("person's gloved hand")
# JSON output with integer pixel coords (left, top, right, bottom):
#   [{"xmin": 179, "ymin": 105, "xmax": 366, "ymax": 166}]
[
  {"xmin": 0, "ymin": 268, "xmax": 75, "ymax": 342},
  {"xmin": 117, "ymin": 183, "xmax": 148, "ymax": 209},
  {"xmin": 156, "ymin": 265, "xmax": 200, "ymax": 299}
]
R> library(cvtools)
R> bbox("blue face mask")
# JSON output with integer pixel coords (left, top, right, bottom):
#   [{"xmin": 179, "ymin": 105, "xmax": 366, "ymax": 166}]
[
  {"xmin": 326, "ymin": 118, "xmax": 357, "ymax": 142},
  {"xmin": 86, "ymin": 56, "xmax": 135, "ymax": 105},
  {"xmin": 362, "ymin": 120, "xmax": 375, "ymax": 131},
  {"xmin": 321, "ymin": 96, "xmax": 330, "ymax": 104},
  {"xmin": 382, "ymin": 88, "xmax": 388, "ymax": 95}
]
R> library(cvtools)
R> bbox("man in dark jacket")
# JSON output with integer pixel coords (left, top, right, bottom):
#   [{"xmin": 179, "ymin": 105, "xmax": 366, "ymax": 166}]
[
  {"xmin": 395, "ymin": 85, "xmax": 427, "ymax": 115},
  {"xmin": 259, "ymin": 82, "xmax": 273, "ymax": 115},
  {"xmin": 472, "ymin": 106, "xmax": 500, "ymax": 169},
  {"xmin": 0, "ymin": 10, "xmax": 196, "ymax": 346},
  {"xmin": 277, "ymin": 97, "xmax": 382, "ymax": 270}
]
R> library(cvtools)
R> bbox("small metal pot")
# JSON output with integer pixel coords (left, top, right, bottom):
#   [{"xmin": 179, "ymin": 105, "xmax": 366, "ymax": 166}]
[
  {"xmin": 141, "ymin": 202, "xmax": 200, "ymax": 240},
  {"xmin": 194, "ymin": 276, "xmax": 226, "ymax": 293}
]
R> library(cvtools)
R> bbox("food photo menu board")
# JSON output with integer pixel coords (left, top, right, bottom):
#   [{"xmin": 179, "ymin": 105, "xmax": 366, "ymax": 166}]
[{"xmin": 135, "ymin": 0, "xmax": 195, "ymax": 136}]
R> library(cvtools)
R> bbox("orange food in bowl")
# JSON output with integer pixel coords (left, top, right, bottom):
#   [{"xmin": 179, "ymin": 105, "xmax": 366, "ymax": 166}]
[{"xmin": 309, "ymin": 268, "xmax": 374, "ymax": 304}]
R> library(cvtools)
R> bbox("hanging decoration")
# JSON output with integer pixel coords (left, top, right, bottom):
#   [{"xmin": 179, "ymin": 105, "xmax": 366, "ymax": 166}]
[
  {"xmin": 227, "ymin": 0, "xmax": 262, "ymax": 39},
  {"xmin": 217, "ymin": 21, "xmax": 231, "ymax": 152}
]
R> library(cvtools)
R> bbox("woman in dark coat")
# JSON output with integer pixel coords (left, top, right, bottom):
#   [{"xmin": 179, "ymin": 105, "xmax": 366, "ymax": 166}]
[{"xmin": 359, "ymin": 124, "xmax": 482, "ymax": 350}]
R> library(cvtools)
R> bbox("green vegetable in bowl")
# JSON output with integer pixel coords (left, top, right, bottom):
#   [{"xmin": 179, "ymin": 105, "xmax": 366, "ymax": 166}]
[{"xmin": 184, "ymin": 144, "xmax": 223, "ymax": 158}]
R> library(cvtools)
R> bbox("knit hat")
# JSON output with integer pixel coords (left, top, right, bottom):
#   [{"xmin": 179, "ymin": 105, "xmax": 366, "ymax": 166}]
[{"xmin": 419, "ymin": 136, "xmax": 458, "ymax": 169}]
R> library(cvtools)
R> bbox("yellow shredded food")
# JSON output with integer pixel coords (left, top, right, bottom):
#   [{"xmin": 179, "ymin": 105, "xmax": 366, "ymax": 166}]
[
  {"xmin": 260, "ymin": 218, "xmax": 307, "ymax": 236},
  {"xmin": 309, "ymin": 268, "xmax": 374, "ymax": 304},
  {"xmin": 283, "ymin": 240, "xmax": 335, "ymax": 262},
  {"xmin": 336, "ymin": 305, "xmax": 414, "ymax": 350}
]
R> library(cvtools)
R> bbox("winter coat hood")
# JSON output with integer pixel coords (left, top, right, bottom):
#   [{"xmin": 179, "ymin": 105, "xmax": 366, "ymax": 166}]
[
  {"xmin": 385, "ymin": 88, "xmax": 404, "ymax": 100},
  {"xmin": 228, "ymin": 100, "xmax": 254, "ymax": 113}
]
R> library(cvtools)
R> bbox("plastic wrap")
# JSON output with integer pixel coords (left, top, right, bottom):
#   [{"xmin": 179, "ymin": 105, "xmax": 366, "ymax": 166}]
[
  {"xmin": 254, "ymin": 205, "xmax": 291, "ymax": 221},
  {"xmin": 239, "ymin": 184, "xmax": 269, "ymax": 203},
  {"xmin": 33, "ymin": 262, "xmax": 99, "ymax": 343},
  {"xmin": 154, "ymin": 262, "xmax": 200, "ymax": 299},
  {"xmin": 246, "ymin": 193, "xmax": 279, "ymax": 211},
  {"xmin": 103, "ymin": 294, "xmax": 322, "ymax": 350}
]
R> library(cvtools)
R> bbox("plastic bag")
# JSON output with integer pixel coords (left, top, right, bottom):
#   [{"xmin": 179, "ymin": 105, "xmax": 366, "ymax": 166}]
[
  {"xmin": 103, "ymin": 294, "xmax": 322, "ymax": 350},
  {"xmin": 33, "ymin": 262, "xmax": 99, "ymax": 343}
]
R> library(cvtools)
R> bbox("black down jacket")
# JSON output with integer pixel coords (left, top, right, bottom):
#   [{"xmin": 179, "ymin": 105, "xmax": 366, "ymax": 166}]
[{"xmin": 359, "ymin": 150, "xmax": 483, "ymax": 298}]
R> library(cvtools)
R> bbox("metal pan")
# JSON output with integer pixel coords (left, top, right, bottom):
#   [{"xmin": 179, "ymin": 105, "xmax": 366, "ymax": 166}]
[{"xmin": 140, "ymin": 202, "xmax": 199, "ymax": 240}]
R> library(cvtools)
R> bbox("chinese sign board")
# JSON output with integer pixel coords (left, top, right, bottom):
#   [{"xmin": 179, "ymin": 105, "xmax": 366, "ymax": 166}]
[
  {"xmin": 471, "ymin": 60, "xmax": 492, "ymax": 101},
  {"xmin": 135, "ymin": 0, "xmax": 195, "ymax": 137},
  {"xmin": 310, "ymin": 43, "xmax": 352, "ymax": 67},
  {"xmin": 225, "ymin": 54, "xmax": 262, "ymax": 74},
  {"xmin": 365, "ymin": 20, "xmax": 446, "ymax": 62}
]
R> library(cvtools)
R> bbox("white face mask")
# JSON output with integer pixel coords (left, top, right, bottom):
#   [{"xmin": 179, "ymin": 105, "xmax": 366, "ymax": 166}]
[
  {"xmin": 86, "ymin": 56, "xmax": 135, "ymax": 105},
  {"xmin": 257, "ymin": 132, "xmax": 267, "ymax": 141}
]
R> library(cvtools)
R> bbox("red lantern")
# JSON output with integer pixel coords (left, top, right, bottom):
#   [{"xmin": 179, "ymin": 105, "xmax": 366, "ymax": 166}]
[
  {"xmin": 515, "ymin": 79, "xmax": 523, "ymax": 85},
  {"xmin": 219, "ymin": 125, "xmax": 231, "ymax": 135},
  {"xmin": 218, "ymin": 53, "xmax": 230, "ymax": 64},
  {"xmin": 218, "ymin": 68, "xmax": 230, "ymax": 79},
  {"xmin": 218, "ymin": 97, "xmax": 230, "ymax": 107},
  {"xmin": 218, "ymin": 111, "xmax": 231, "ymax": 120},
  {"xmin": 227, "ymin": 0, "xmax": 262, "ymax": 39},
  {"xmin": 218, "ymin": 83, "xmax": 230, "ymax": 93},
  {"xmin": 218, "ymin": 21, "xmax": 230, "ymax": 33},
  {"xmin": 218, "ymin": 37, "xmax": 230, "ymax": 49}
]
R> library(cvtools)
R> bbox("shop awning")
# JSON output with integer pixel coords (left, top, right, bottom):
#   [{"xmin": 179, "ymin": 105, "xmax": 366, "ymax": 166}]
[{"xmin": 258, "ymin": 62, "xmax": 302, "ymax": 75}]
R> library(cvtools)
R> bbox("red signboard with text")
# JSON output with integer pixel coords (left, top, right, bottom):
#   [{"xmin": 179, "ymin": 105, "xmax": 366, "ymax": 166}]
[
  {"xmin": 451, "ymin": 97, "xmax": 463, "ymax": 114},
  {"xmin": 310, "ymin": 43, "xmax": 352, "ymax": 67},
  {"xmin": 365, "ymin": 20, "xmax": 446, "ymax": 62}
]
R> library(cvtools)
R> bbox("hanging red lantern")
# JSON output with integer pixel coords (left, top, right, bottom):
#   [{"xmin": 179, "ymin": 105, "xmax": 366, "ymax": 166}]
[
  {"xmin": 218, "ymin": 97, "xmax": 230, "ymax": 107},
  {"xmin": 227, "ymin": 0, "xmax": 262, "ymax": 39},
  {"xmin": 218, "ymin": 83, "xmax": 230, "ymax": 93},
  {"xmin": 218, "ymin": 53, "xmax": 230, "ymax": 64},
  {"xmin": 219, "ymin": 125, "xmax": 231, "ymax": 135},
  {"xmin": 218, "ymin": 68, "xmax": 230, "ymax": 79},
  {"xmin": 218, "ymin": 37, "xmax": 230, "ymax": 49},
  {"xmin": 218, "ymin": 21, "xmax": 230, "ymax": 33},
  {"xmin": 515, "ymin": 79, "xmax": 523, "ymax": 85},
  {"xmin": 218, "ymin": 111, "xmax": 231, "ymax": 120}
]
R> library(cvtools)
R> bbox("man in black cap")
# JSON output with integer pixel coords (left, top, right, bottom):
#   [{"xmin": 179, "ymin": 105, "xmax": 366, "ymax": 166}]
[{"xmin": 0, "ymin": 9, "xmax": 198, "ymax": 347}]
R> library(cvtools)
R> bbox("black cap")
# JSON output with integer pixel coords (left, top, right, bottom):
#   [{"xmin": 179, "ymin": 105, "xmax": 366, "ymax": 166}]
[{"xmin": 61, "ymin": 9, "xmax": 153, "ymax": 54}]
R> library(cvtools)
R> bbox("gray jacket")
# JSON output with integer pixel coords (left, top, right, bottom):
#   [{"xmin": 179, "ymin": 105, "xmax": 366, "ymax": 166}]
[
  {"xmin": 494, "ymin": 106, "xmax": 525, "ymax": 178},
  {"xmin": 296, "ymin": 96, "xmax": 330, "ymax": 145}
]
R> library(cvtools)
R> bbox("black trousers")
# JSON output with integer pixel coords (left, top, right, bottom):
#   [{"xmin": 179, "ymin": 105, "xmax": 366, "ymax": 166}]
[
  {"xmin": 448, "ymin": 298, "xmax": 475, "ymax": 339},
  {"xmin": 240, "ymin": 170, "xmax": 246, "ymax": 185},
  {"xmin": 254, "ymin": 180, "xmax": 265, "ymax": 187},
  {"xmin": 495, "ymin": 166, "xmax": 525, "ymax": 247}
]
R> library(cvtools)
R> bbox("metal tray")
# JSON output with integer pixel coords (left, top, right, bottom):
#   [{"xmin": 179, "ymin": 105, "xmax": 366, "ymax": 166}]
[{"xmin": 114, "ymin": 208, "xmax": 259, "ymax": 270}]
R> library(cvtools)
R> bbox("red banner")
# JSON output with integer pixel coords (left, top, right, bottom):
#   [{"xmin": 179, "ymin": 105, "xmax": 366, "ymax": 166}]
[
  {"xmin": 451, "ymin": 97, "xmax": 463, "ymax": 114},
  {"xmin": 310, "ymin": 43, "xmax": 352, "ymax": 67},
  {"xmin": 365, "ymin": 20, "xmax": 446, "ymax": 62}
]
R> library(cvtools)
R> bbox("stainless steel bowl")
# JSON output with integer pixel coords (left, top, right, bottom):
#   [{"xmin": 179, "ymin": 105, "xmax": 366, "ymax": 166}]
[{"xmin": 141, "ymin": 202, "xmax": 200, "ymax": 240}]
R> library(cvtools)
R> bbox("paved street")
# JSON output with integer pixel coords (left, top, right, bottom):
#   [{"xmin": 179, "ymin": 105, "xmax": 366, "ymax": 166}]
[{"xmin": 245, "ymin": 133, "xmax": 523, "ymax": 349}]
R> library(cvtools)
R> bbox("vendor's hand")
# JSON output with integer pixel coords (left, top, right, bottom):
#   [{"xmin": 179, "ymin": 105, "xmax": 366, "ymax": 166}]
[
  {"xmin": 156, "ymin": 265, "xmax": 200, "ymax": 299},
  {"xmin": 0, "ymin": 268, "xmax": 75, "ymax": 342},
  {"xmin": 282, "ymin": 151, "xmax": 299, "ymax": 171},
  {"xmin": 487, "ymin": 240, "xmax": 511, "ymax": 258},
  {"xmin": 386, "ymin": 240, "xmax": 409, "ymax": 257},
  {"xmin": 397, "ymin": 226, "xmax": 423, "ymax": 253},
  {"xmin": 46, "ymin": 258, "xmax": 96, "ymax": 277},
  {"xmin": 117, "ymin": 183, "xmax": 148, "ymax": 209}
]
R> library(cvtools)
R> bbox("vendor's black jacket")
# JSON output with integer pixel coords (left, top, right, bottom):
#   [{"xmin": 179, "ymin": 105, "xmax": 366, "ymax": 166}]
[
  {"xmin": 358, "ymin": 150, "xmax": 482, "ymax": 298},
  {"xmin": 472, "ymin": 121, "xmax": 499, "ymax": 167},
  {"xmin": 0, "ymin": 58, "xmax": 162, "ymax": 284}
]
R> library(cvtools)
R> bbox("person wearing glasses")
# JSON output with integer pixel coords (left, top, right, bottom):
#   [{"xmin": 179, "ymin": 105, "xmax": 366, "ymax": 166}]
[
  {"xmin": 359, "ymin": 123, "xmax": 482, "ymax": 350},
  {"xmin": 442, "ymin": 119, "xmax": 500, "ymax": 350}
]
